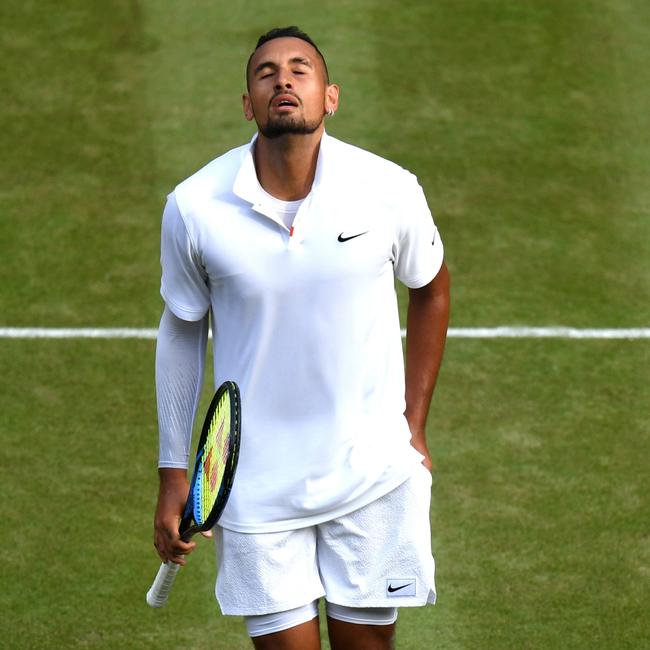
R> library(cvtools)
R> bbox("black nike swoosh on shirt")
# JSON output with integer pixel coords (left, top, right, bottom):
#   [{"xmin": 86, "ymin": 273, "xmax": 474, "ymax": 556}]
[
  {"xmin": 387, "ymin": 583, "xmax": 413, "ymax": 593},
  {"xmin": 338, "ymin": 231, "xmax": 368, "ymax": 243}
]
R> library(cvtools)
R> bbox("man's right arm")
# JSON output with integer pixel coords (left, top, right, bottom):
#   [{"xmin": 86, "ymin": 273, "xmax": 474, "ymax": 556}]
[{"xmin": 153, "ymin": 306, "xmax": 209, "ymax": 564}]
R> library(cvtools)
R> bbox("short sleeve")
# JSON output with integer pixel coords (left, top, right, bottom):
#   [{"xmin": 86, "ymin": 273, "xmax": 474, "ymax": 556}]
[
  {"xmin": 160, "ymin": 192, "xmax": 211, "ymax": 320},
  {"xmin": 393, "ymin": 176, "xmax": 444, "ymax": 288}
]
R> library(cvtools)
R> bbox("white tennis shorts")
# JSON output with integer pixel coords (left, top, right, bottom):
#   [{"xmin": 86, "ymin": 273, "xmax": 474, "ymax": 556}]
[{"xmin": 213, "ymin": 464, "xmax": 436, "ymax": 616}]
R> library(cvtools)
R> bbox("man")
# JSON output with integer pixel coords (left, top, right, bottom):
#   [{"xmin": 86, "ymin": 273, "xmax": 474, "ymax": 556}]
[{"xmin": 153, "ymin": 26, "xmax": 450, "ymax": 650}]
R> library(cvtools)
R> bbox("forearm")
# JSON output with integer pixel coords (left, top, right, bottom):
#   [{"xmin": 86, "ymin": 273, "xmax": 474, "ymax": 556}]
[
  {"xmin": 156, "ymin": 305, "xmax": 209, "ymax": 468},
  {"xmin": 154, "ymin": 306, "xmax": 209, "ymax": 561},
  {"xmin": 404, "ymin": 262, "xmax": 450, "ymax": 461}
]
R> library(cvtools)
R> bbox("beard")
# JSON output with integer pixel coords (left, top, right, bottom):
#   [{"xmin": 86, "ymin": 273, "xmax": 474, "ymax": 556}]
[{"xmin": 259, "ymin": 113, "xmax": 323, "ymax": 139}]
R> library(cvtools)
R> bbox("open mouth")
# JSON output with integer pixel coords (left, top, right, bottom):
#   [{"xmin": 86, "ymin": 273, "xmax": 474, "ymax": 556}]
[{"xmin": 271, "ymin": 94, "xmax": 300, "ymax": 109}]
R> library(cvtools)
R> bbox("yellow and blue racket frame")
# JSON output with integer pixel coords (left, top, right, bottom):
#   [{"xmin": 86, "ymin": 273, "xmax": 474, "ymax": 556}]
[{"xmin": 179, "ymin": 380, "xmax": 241, "ymax": 541}]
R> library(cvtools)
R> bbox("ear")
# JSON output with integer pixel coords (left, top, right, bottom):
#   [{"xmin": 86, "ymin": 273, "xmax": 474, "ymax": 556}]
[
  {"xmin": 324, "ymin": 83, "xmax": 340, "ymax": 114},
  {"xmin": 242, "ymin": 93, "xmax": 254, "ymax": 121}
]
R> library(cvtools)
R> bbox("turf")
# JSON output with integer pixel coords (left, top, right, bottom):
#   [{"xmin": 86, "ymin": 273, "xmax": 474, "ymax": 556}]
[{"xmin": 1, "ymin": 0, "xmax": 649, "ymax": 648}]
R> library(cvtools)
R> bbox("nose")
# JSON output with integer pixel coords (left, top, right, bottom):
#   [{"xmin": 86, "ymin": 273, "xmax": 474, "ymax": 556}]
[{"xmin": 274, "ymin": 68, "xmax": 292, "ymax": 90}]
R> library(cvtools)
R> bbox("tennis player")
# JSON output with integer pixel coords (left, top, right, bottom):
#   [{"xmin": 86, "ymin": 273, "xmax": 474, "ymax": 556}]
[{"xmin": 152, "ymin": 26, "xmax": 450, "ymax": 650}]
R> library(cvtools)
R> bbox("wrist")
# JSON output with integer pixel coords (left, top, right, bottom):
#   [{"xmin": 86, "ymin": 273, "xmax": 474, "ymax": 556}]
[
  {"xmin": 157, "ymin": 469, "xmax": 189, "ymax": 503},
  {"xmin": 158, "ymin": 467, "xmax": 188, "ymax": 484},
  {"xmin": 405, "ymin": 415, "xmax": 426, "ymax": 441}
]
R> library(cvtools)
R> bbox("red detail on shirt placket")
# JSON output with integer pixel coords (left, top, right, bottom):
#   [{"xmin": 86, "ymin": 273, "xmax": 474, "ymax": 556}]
[{"xmin": 289, "ymin": 226, "xmax": 295, "ymax": 237}]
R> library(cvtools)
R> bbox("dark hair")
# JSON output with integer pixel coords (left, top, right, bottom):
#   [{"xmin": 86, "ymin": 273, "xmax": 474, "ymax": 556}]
[{"xmin": 246, "ymin": 26, "xmax": 329, "ymax": 85}]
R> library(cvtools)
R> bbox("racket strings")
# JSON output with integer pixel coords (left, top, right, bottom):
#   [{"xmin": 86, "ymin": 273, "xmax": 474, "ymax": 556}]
[
  {"xmin": 185, "ymin": 382, "xmax": 240, "ymax": 530},
  {"xmin": 194, "ymin": 395, "xmax": 231, "ymax": 524}
]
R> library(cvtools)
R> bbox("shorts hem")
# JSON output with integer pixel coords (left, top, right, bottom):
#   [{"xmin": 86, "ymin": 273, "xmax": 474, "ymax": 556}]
[
  {"xmin": 216, "ymin": 590, "xmax": 326, "ymax": 617},
  {"xmin": 247, "ymin": 611, "xmax": 319, "ymax": 638},
  {"xmin": 325, "ymin": 591, "xmax": 436, "ymax": 609}
]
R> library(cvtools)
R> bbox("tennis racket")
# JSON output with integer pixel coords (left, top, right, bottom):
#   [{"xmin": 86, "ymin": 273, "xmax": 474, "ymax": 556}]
[{"xmin": 146, "ymin": 380, "xmax": 241, "ymax": 608}]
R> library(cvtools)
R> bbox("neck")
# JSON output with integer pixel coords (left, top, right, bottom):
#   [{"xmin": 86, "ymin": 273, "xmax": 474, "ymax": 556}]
[{"xmin": 253, "ymin": 127, "xmax": 324, "ymax": 200}]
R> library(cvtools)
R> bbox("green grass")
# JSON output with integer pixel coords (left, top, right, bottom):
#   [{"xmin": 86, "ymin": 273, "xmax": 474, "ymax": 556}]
[
  {"xmin": 429, "ymin": 340, "xmax": 649, "ymax": 648},
  {"xmin": 1, "ymin": 0, "xmax": 649, "ymax": 648}
]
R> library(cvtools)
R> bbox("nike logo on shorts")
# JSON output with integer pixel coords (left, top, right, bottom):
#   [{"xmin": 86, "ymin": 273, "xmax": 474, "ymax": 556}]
[{"xmin": 386, "ymin": 579, "xmax": 416, "ymax": 596}]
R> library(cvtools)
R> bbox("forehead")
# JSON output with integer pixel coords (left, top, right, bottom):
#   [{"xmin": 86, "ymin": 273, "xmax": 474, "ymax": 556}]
[{"xmin": 249, "ymin": 37, "xmax": 325, "ymax": 75}]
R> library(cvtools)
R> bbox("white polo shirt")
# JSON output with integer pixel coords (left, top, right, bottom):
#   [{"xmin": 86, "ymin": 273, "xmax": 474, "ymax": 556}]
[{"xmin": 160, "ymin": 132, "xmax": 444, "ymax": 533}]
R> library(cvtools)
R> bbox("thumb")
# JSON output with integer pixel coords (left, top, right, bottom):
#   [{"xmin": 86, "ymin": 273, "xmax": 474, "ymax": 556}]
[{"xmin": 200, "ymin": 529, "xmax": 213, "ymax": 539}]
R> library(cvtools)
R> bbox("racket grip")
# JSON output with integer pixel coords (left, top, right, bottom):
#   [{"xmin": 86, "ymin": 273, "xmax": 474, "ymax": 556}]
[{"xmin": 146, "ymin": 560, "xmax": 182, "ymax": 608}]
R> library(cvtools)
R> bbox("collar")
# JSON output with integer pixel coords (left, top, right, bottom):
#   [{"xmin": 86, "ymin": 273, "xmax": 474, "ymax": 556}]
[{"xmin": 232, "ymin": 131, "xmax": 331, "ymax": 210}]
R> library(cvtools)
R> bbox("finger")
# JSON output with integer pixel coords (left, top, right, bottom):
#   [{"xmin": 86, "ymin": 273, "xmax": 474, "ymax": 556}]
[
  {"xmin": 154, "ymin": 528, "xmax": 195, "ymax": 561},
  {"xmin": 200, "ymin": 530, "xmax": 213, "ymax": 539},
  {"xmin": 154, "ymin": 540, "xmax": 195, "ymax": 563},
  {"xmin": 153, "ymin": 529, "xmax": 172, "ymax": 562},
  {"xmin": 153, "ymin": 539, "xmax": 167, "ymax": 562},
  {"xmin": 169, "ymin": 538, "xmax": 196, "ymax": 557},
  {"xmin": 167, "ymin": 552, "xmax": 188, "ymax": 566},
  {"xmin": 166, "ymin": 537, "xmax": 197, "ymax": 565}
]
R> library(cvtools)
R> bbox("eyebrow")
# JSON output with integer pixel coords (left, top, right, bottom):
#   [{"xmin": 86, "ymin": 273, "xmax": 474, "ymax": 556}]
[{"xmin": 253, "ymin": 57, "xmax": 314, "ymax": 75}]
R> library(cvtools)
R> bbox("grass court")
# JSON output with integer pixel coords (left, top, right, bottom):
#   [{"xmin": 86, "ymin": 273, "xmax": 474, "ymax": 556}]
[{"xmin": 1, "ymin": 1, "xmax": 648, "ymax": 648}]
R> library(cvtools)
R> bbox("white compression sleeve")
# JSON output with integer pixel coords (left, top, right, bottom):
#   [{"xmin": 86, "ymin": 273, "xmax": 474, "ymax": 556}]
[{"xmin": 156, "ymin": 306, "xmax": 209, "ymax": 468}]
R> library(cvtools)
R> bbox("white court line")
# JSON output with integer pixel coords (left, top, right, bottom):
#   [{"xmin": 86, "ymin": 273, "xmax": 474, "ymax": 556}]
[
  {"xmin": 443, "ymin": 327, "xmax": 650, "ymax": 339},
  {"xmin": 0, "ymin": 328, "xmax": 160, "ymax": 339},
  {"xmin": 1, "ymin": 327, "xmax": 649, "ymax": 340}
]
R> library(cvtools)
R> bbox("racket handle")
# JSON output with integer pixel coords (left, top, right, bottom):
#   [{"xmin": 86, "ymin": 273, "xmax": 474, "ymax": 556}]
[{"xmin": 146, "ymin": 560, "xmax": 182, "ymax": 608}]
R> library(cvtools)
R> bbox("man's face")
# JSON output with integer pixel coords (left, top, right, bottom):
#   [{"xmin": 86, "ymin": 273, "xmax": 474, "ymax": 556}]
[{"xmin": 243, "ymin": 37, "xmax": 338, "ymax": 139}]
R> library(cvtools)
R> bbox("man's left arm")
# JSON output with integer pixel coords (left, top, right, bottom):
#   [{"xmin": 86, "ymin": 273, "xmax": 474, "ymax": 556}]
[{"xmin": 404, "ymin": 261, "xmax": 450, "ymax": 471}]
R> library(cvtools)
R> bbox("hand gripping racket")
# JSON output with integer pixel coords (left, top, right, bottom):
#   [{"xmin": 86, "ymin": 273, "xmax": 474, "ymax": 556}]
[{"xmin": 146, "ymin": 380, "xmax": 241, "ymax": 608}]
